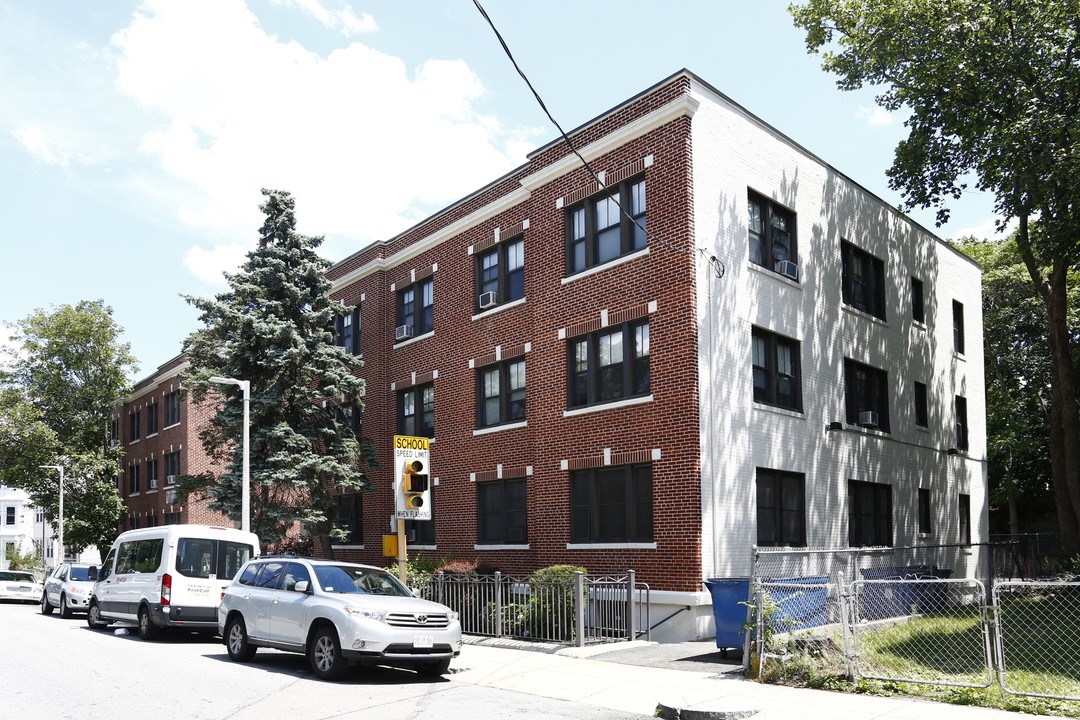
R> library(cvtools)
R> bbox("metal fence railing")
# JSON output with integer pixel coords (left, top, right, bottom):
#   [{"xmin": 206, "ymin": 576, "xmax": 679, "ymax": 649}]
[{"xmin": 422, "ymin": 570, "xmax": 649, "ymax": 647}]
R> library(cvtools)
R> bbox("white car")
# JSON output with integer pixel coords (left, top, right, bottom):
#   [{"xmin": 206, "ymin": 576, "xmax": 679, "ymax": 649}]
[
  {"xmin": 42, "ymin": 562, "xmax": 97, "ymax": 617},
  {"xmin": 218, "ymin": 557, "xmax": 461, "ymax": 680},
  {"xmin": 0, "ymin": 570, "xmax": 43, "ymax": 604}
]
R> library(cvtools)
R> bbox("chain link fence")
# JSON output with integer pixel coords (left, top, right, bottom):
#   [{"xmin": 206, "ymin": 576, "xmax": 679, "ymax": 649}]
[
  {"xmin": 994, "ymin": 581, "xmax": 1080, "ymax": 701},
  {"xmin": 742, "ymin": 544, "xmax": 1080, "ymax": 702}
]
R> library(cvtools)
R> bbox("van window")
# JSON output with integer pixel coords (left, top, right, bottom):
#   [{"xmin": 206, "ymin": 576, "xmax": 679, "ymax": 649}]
[
  {"xmin": 116, "ymin": 541, "xmax": 138, "ymax": 574},
  {"xmin": 135, "ymin": 539, "xmax": 164, "ymax": 573},
  {"xmin": 99, "ymin": 550, "xmax": 116, "ymax": 579},
  {"xmin": 176, "ymin": 538, "xmax": 255, "ymax": 580}
]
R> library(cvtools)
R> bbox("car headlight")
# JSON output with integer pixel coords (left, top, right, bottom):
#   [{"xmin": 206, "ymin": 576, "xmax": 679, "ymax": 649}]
[
  {"xmin": 343, "ymin": 607, "xmax": 386, "ymax": 622},
  {"xmin": 446, "ymin": 611, "xmax": 460, "ymax": 622},
  {"xmin": 69, "ymin": 586, "xmax": 84, "ymax": 595}
]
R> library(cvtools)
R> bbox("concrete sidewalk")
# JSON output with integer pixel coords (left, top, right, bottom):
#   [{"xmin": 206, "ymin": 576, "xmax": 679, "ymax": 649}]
[{"xmin": 454, "ymin": 636, "xmax": 1022, "ymax": 719}]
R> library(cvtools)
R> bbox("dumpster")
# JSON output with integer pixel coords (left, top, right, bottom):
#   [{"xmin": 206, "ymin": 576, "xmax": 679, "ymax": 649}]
[
  {"xmin": 765, "ymin": 575, "xmax": 829, "ymax": 630},
  {"xmin": 913, "ymin": 567, "xmax": 953, "ymax": 613},
  {"xmin": 703, "ymin": 578, "xmax": 750, "ymax": 658},
  {"xmin": 858, "ymin": 567, "xmax": 910, "ymax": 620}
]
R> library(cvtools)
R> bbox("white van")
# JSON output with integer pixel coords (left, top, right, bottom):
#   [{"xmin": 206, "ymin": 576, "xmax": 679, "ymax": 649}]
[{"xmin": 87, "ymin": 524, "xmax": 260, "ymax": 639}]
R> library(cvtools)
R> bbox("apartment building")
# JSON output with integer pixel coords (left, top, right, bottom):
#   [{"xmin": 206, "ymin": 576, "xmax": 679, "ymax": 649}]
[
  {"xmin": 113, "ymin": 355, "xmax": 230, "ymax": 529},
  {"xmin": 320, "ymin": 70, "xmax": 987, "ymax": 641}
]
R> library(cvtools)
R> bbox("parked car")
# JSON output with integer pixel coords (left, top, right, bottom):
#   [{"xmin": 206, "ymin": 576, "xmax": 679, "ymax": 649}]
[
  {"xmin": 42, "ymin": 562, "xmax": 97, "ymax": 617},
  {"xmin": 218, "ymin": 557, "xmax": 461, "ymax": 680},
  {"xmin": 0, "ymin": 570, "xmax": 43, "ymax": 604},
  {"xmin": 88, "ymin": 524, "xmax": 259, "ymax": 638}
]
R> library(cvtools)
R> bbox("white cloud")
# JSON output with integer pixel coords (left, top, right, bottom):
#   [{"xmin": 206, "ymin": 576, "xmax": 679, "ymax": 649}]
[
  {"xmin": 13, "ymin": 126, "xmax": 70, "ymax": 166},
  {"xmin": 271, "ymin": 0, "xmax": 377, "ymax": 36},
  {"xmin": 855, "ymin": 104, "xmax": 894, "ymax": 127},
  {"xmin": 183, "ymin": 244, "xmax": 249, "ymax": 286},
  {"xmin": 948, "ymin": 214, "xmax": 1019, "ymax": 241},
  {"xmin": 107, "ymin": 0, "xmax": 527, "ymax": 269}
]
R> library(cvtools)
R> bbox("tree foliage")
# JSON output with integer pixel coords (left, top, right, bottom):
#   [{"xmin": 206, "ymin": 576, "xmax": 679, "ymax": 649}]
[
  {"xmin": 955, "ymin": 236, "xmax": 1076, "ymax": 533},
  {"xmin": 181, "ymin": 189, "xmax": 374, "ymax": 547},
  {"xmin": 0, "ymin": 300, "xmax": 134, "ymax": 554},
  {"xmin": 791, "ymin": 0, "xmax": 1080, "ymax": 553}
]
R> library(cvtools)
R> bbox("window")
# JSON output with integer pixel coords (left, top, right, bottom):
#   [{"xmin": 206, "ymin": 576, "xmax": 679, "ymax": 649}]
[
  {"xmin": 147, "ymin": 458, "xmax": 159, "ymax": 491},
  {"xmin": 911, "ymin": 278, "xmax": 925, "ymax": 323},
  {"xmin": 848, "ymin": 480, "xmax": 892, "ymax": 547},
  {"xmin": 146, "ymin": 402, "xmax": 158, "ymax": 435},
  {"xmin": 397, "ymin": 383, "xmax": 434, "ymax": 438},
  {"xmin": 567, "ymin": 177, "xmax": 646, "ymax": 274},
  {"xmin": 756, "ymin": 469, "xmax": 806, "ymax": 547},
  {"xmin": 165, "ymin": 452, "xmax": 180, "ymax": 484},
  {"xmin": 477, "ymin": 237, "xmax": 524, "ymax": 309},
  {"xmin": 477, "ymin": 359, "xmax": 526, "ymax": 427},
  {"xmin": 752, "ymin": 328, "xmax": 802, "ymax": 411},
  {"xmin": 164, "ymin": 512, "xmax": 182, "ymax": 525},
  {"xmin": 914, "ymin": 382, "xmax": 929, "ymax": 428},
  {"xmin": 477, "ymin": 477, "xmax": 527, "ymax": 544},
  {"xmin": 844, "ymin": 359, "xmax": 891, "ymax": 432},
  {"xmin": 959, "ymin": 493, "xmax": 971, "ymax": 545},
  {"xmin": 396, "ymin": 278, "xmax": 433, "ymax": 339},
  {"xmin": 748, "ymin": 191, "xmax": 797, "ymax": 276},
  {"xmin": 335, "ymin": 305, "xmax": 361, "ymax": 355},
  {"xmin": 4, "ymin": 506, "xmax": 13, "ymax": 526},
  {"xmin": 570, "ymin": 464, "xmax": 652, "ymax": 543},
  {"xmin": 955, "ymin": 395, "xmax": 969, "ymax": 451},
  {"xmin": 110, "ymin": 418, "xmax": 119, "ymax": 445},
  {"xmin": 164, "ymin": 391, "xmax": 180, "ymax": 426},
  {"xmin": 953, "ymin": 300, "xmax": 965, "ymax": 354},
  {"xmin": 336, "ymin": 402, "xmax": 362, "ymax": 437},
  {"xmin": 335, "ymin": 494, "xmax": 362, "ymax": 544},
  {"xmin": 129, "ymin": 411, "xmax": 141, "ymax": 442},
  {"xmin": 841, "ymin": 240, "xmax": 886, "ymax": 319},
  {"xmin": 569, "ymin": 321, "xmax": 650, "ymax": 408},
  {"xmin": 918, "ymin": 488, "xmax": 932, "ymax": 534},
  {"xmin": 128, "ymin": 465, "xmax": 140, "ymax": 495}
]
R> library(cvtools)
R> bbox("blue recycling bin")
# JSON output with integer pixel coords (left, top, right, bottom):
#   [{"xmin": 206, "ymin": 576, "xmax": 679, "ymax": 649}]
[
  {"xmin": 766, "ymin": 576, "xmax": 829, "ymax": 629},
  {"xmin": 859, "ymin": 567, "xmax": 915, "ymax": 620},
  {"xmin": 703, "ymin": 578, "xmax": 750, "ymax": 658}
]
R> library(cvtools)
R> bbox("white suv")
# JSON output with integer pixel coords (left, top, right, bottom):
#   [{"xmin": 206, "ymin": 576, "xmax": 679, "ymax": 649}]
[{"xmin": 218, "ymin": 557, "xmax": 461, "ymax": 680}]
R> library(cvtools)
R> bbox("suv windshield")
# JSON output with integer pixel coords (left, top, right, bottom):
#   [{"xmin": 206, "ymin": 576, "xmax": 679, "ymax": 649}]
[
  {"xmin": 313, "ymin": 566, "xmax": 410, "ymax": 597},
  {"xmin": 69, "ymin": 566, "xmax": 94, "ymax": 581}
]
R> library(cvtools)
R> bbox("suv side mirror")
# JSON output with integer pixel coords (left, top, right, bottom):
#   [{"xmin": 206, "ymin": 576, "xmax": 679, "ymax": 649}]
[
  {"xmin": 294, "ymin": 580, "xmax": 310, "ymax": 594},
  {"xmin": 88, "ymin": 567, "xmax": 98, "ymax": 582}
]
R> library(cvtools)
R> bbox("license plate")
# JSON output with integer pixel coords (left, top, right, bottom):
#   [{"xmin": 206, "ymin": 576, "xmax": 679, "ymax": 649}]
[{"xmin": 413, "ymin": 635, "xmax": 434, "ymax": 648}]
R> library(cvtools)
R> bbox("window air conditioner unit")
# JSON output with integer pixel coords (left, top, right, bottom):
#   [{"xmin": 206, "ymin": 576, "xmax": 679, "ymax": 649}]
[
  {"xmin": 858, "ymin": 410, "xmax": 879, "ymax": 428},
  {"xmin": 775, "ymin": 260, "xmax": 799, "ymax": 280},
  {"xmin": 165, "ymin": 475, "xmax": 177, "ymax": 486},
  {"xmin": 478, "ymin": 291, "xmax": 498, "ymax": 309},
  {"xmin": 149, "ymin": 478, "xmax": 158, "ymax": 491},
  {"xmin": 395, "ymin": 324, "xmax": 414, "ymax": 341}
]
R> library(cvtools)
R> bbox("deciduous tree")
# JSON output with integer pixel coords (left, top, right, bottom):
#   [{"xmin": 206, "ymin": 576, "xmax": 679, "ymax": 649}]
[{"xmin": 791, "ymin": 0, "xmax": 1080, "ymax": 553}]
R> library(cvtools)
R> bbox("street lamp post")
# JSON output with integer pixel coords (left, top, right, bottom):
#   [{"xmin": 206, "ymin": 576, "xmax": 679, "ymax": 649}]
[
  {"xmin": 39, "ymin": 465, "xmax": 64, "ymax": 565},
  {"xmin": 208, "ymin": 376, "xmax": 250, "ymax": 534}
]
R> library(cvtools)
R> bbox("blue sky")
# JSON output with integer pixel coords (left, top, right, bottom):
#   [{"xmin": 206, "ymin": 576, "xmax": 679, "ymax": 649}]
[{"xmin": 0, "ymin": 0, "xmax": 1002, "ymax": 379}]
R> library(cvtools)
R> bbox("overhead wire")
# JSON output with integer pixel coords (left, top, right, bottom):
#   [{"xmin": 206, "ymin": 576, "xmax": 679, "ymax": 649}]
[{"xmin": 471, "ymin": 0, "xmax": 725, "ymax": 279}]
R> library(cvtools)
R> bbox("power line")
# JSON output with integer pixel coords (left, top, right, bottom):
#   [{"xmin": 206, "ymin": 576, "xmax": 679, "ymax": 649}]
[{"xmin": 471, "ymin": 0, "xmax": 725, "ymax": 279}]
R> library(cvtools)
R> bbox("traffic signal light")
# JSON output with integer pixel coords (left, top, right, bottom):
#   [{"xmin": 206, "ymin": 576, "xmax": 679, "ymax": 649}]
[{"xmin": 402, "ymin": 459, "xmax": 429, "ymax": 508}]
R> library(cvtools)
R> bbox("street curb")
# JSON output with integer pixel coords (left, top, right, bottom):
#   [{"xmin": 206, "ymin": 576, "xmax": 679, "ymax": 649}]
[{"xmin": 656, "ymin": 696, "xmax": 760, "ymax": 720}]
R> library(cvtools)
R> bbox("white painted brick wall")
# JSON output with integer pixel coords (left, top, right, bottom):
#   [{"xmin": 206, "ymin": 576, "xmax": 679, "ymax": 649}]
[{"xmin": 689, "ymin": 79, "xmax": 988, "ymax": 578}]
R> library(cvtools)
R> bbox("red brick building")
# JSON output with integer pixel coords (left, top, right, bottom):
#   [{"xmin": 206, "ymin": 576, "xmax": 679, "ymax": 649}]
[
  {"xmin": 113, "ymin": 355, "xmax": 231, "ymax": 529},
  {"xmin": 115, "ymin": 70, "xmax": 987, "ymax": 642}
]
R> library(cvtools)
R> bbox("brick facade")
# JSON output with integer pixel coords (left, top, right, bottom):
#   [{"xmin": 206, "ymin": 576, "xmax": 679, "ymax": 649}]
[{"xmin": 115, "ymin": 70, "xmax": 987, "ymax": 642}]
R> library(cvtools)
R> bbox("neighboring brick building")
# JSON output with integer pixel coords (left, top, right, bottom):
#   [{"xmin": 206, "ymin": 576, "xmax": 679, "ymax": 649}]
[
  {"xmin": 113, "ymin": 355, "xmax": 230, "ymax": 529},
  {"xmin": 322, "ymin": 70, "xmax": 987, "ymax": 641}
]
